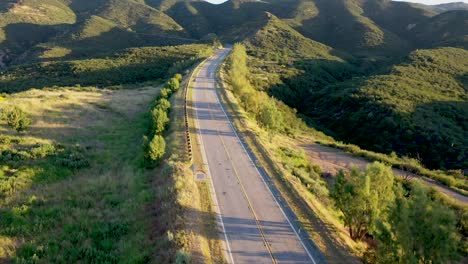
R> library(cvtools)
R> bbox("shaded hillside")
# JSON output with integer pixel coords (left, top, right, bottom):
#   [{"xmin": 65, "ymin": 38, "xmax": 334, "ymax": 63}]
[
  {"xmin": 409, "ymin": 10, "xmax": 468, "ymax": 49},
  {"xmin": 272, "ymin": 47, "xmax": 468, "ymax": 171},
  {"xmin": 361, "ymin": 0, "xmax": 435, "ymax": 41},
  {"xmin": 167, "ymin": 0, "xmax": 305, "ymax": 40},
  {"xmin": 288, "ymin": 0, "xmax": 413, "ymax": 56},
  {"xmin": 1, "ymin": 0, "xmax": 467, "ymax": 64},
  {"xmin": 425, "ymin": 1, "xmax": 468, "ymax": 13},
  {"xmin": 245, "ymin": 13, "xmax": 346, "ymax": 61},
  {"xmin": 0, "ymin": 0, "xmax": 191, "ymax": 66}
]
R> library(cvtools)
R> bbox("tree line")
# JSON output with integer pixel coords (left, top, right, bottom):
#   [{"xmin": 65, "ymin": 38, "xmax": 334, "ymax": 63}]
[
  {"xmin": 226, "ymin": 43, "xmax": 309, "ymax": 138},
  {"xmin": 143, "ymin": 74, "xmax": 182, "ymax": 167}
]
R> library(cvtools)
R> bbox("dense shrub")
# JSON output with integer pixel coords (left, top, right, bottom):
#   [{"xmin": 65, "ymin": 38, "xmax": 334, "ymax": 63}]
[
  {"xmin": 148, "ymin": 135, "xmax": 166, "ymax": 162},
  {"xmin": 226, "ymin": 44, "xmax": 307, "ymax": 136},
  {"xmin": 54, "ymin": 146, "xmax": 89, "ymax": 169},
  {"xmin": 5, "ymin": 106, "xmax": 32, "ymax": 132},
  {"xmin": 155, "ymin": 98, "xmax": 171, "ymax": 112},
  {"xmin": 144, "ymin": 74, "xmax": 182, "ymax": 166},
  {"xmin": 159, "ymin": 88, "xmax": 172, "ymax": 99},
  {"xmin": 0, "ymin": 45, "xmax": 213, "ymax": 93},
  {"xmin": 165, "ymin": 77, "xmax": 180, "ymax": 93},
  {"xmin": 152, "ymin": 108, "xmax": 169, "ymax": 134}
]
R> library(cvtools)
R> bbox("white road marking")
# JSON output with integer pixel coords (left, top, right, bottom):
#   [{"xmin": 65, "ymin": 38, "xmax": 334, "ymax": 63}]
[
  {"xmin": 192, "ymin": 53, "xmax": 236, "ymax": 264},
  {"xmin": 211, "ymin": 49, "xmax": 318, "ymax": 264}
]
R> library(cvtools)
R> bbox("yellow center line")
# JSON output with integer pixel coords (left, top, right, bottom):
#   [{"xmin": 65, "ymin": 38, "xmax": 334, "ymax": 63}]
[{"xmin": 206, "ymin": 95, "xmax": 277, "ymax": 264}]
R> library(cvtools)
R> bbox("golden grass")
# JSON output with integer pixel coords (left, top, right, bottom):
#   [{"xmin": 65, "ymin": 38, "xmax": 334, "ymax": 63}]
[{"xmin": 0, "ymin": 85, "xmax": 161, "ymax": 262}]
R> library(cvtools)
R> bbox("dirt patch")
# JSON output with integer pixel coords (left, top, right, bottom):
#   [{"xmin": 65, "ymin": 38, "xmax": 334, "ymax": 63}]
[{"xmin": 302, "ymin": 143, "xmax": 468, "ymax": 204}]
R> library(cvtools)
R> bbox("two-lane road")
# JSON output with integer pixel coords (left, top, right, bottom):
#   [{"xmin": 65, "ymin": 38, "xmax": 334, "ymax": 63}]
[{"xmin": 192, "ymin": 48, "xmax": 320, "ymax": 263}]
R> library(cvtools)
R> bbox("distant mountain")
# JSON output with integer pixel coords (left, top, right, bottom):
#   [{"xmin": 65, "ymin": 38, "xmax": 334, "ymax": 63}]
[
  {"xmin": 245, "ymin": 13, "xmax": 346, "ymax": 61},
  {"xmin": 0, "ymin": 0, "xmax": 190, "ymax": 66},
  {"xmin": 425, "ymin": 1, "xmax": 468, "ymax": 13},
  {"xmin": 409, "ymin": 10, "xmax": 468, "ymax": 49},
  {"xmin": 0, "ymin": 0, "xmax": 467, "ymax": 67},
  {"xmin": 0, "ymin": 0, "xmax": 466, "ymax": 172}
]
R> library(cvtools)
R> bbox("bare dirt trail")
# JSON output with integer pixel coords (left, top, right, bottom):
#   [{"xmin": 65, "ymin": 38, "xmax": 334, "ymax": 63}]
[{"xmin": 302, "ymin": 143, "xmax": 468, "ymax": 204}]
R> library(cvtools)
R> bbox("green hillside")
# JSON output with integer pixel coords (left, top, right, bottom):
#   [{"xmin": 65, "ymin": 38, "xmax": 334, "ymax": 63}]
[
  {"xmin": 0, "ymin": 44, "xmax": 212, "ymax": 93},
  {"xmin": 1, "ymin": 0, "xmax": 466, "ymax": 66},
  {"xmin": 271, "ymin": 47, "xmax": 468, "ymax": 171},
  {"xmin": 244, "ymin": 13, "xmax": 351, "ymax": 63},
  {"xmin": 410, "ymin": 10, "xmax": 468, "ymax": 49},
  {"xmin": 0, "ymin": 0, "xmax": 467, "ymax": 263},
  {"xmin": 0, "ymin": 0, "xmax": 192, "ymax": 66},
  {"xmin": 424, "ymin": 2, "xmax": 468, "ymax": 13}
]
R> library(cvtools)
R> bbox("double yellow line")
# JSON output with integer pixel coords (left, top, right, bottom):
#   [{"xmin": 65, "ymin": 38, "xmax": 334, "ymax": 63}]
[{"xmin": 207, "ymin": 100, "xmax": 277, "ymax": 264}]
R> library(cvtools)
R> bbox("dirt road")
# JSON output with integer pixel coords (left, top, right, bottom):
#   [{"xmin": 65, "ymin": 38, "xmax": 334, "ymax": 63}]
[{"xmin": 302, "ymin": 143, "xmax": 468, "ymax": 204}]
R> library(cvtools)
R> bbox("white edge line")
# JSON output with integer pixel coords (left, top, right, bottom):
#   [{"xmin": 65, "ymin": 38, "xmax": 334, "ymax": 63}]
[
  {"xmin": 213, "ymin": 48, "xmax": 318, "ymax": 264},
  {"xmin": 192, "ymin": 52, "xmax": 235, "ymax": 264}
]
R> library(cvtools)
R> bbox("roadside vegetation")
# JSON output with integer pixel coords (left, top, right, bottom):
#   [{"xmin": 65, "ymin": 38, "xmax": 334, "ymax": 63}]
[
  {"xmin": 243, "ymin": 17, "xmax": 467, "ymax": 193},
  {"xmin": 0, "ymin": 43, "xmax": 213, "ymax": 263},
  {"xmin": 143, "ymin": 74, "xmax": 181, "ymax": 167},
  {"xmin": 0, "ymin": 44, "xmax": 213, "ymax": 93},
  {"xmin": 0, "ymin": 87, "xmax": 157, "ymax": 263},
  {"xmin": 223, "ymin": 43, "xmax": 467, "ymax": 263}
]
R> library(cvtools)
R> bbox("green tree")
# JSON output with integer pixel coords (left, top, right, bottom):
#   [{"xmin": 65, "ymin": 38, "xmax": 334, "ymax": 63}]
[
  {"xmin": 165, "ymin": 77, "xmax": 180, "ymax": 92},
  {"xmin": 147, "ymin": 135, "xmax": 166, "ymax": 162},
  {"xmin": 159, "ymin": 88, "xmax": 172, "ymax": 99},
  {"xmin": 152, "ymin": 107, "xmax": 169, "ymax": 134},
  {"xmin": 257, "ymin": 101, "xmax": 282, "ymax": 134},
  {"xmin": 332, "ymin": 162, "xmax": 395, "ymax": 240},
  {"xmin": 6, "ymin": 106, "xmax": 32, "ymax": 132},
  {"xmin": 155, "ymin": 98, "xmax": 171, "ymax": 112},
  {"xmin": 375, "ymin": 183, "xmax": 459, "ymax": 264},
  {"xmin": 228, "ymin": 43, "xmax": 253, "ymax": 94},
  {"xmin": 174, "ymin": 73, "xmax": 183, "ymax": 82},
  {"xmin": 240, "ymin": 91, "xmax": 259, "ymax": 116}
]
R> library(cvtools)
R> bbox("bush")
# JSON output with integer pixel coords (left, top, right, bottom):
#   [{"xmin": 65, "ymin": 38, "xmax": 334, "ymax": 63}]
[
  {"xmin": 155, "ymin": 98, "xmax": 171, "ymax": 112},
  {"xmin": 175, "ymin": 250, "xmax": 191, "ymax": 264},
  {"xmin": 147, "ymin": 135, "xmax": 166, "ymax": 162},
  {"xmin": 152, "ymin": 108, "xmax": 169, "ymax": 134},
  {"xmin": 30, "ymin": 144, "xmax": 56, "ymax": 159},
  {"xmin": 5, "ymin": 106, "xmax": 32, "ymax": 132},
  {"xmin": 159, "ymin": 88, "xmax": 172, "ymax": 99},
  {"xmin": 165, "ymin": 77, "xmax": 180, "ymax": 93},
  {"xmin": 174, "ymin": 73, "xmax": 183, "ymax": 82},
  {"xmin": 257, "ymin": 101, "xmax": 283, "ymax": 133},
  {"xmin": 54, "ymin": 146, "xmax": 89, "ymax": 169}
]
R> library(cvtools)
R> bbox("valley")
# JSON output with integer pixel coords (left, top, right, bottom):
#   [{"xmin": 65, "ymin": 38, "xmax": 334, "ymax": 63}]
[{"xmin": 0, "ymin": 0, "xmax": 466, "ymax": 263}]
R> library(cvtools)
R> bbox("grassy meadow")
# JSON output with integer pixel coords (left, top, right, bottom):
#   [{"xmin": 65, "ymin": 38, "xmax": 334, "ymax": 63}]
[{"xmin": 0, "ymin": 85, "xmax": 162, "ymax": 262}]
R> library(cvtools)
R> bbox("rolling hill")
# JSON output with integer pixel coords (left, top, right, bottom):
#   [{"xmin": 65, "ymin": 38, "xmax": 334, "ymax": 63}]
[
  {"xmin": 0, "ymin": 0, "xmax": 466, "ymax": 172},
  {"xmin": 1, "ymin": 0, "xmax": 467, "ymax": 66},
  {"xmin": 425, "ymin": 1, "xmax": 468, "ymax": 13},
  {"xmin": 0, "ymin": 0, "xmax": 191, "ymax": 65},
  {"xmin": 0, "ymin": 0, "xmax": 467, "ymax": 263}
]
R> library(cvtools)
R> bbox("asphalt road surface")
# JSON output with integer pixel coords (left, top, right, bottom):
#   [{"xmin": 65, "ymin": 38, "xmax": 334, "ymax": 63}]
[{"xmin": 192, "ymin": 48, "xmax": 321, "ymax": 263}]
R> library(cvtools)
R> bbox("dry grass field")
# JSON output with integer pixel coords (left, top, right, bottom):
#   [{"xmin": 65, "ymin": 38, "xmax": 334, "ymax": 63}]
[{"xmin": 0, "ymin": 85, "xmax": 163, "ymax": 262}]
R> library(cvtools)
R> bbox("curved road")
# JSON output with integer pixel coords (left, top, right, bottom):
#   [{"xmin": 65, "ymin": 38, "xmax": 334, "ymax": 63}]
[{"xmin": 192, "ymin": 48, "xmax": 323, "ymax": 263}]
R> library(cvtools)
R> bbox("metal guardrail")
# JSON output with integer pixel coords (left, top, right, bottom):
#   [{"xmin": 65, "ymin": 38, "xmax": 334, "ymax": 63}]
[{"xmin": 183, "ymin": 58, "xmax": 209, "ymax": 163}]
